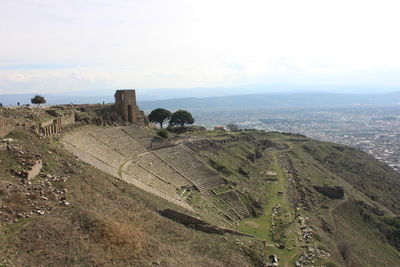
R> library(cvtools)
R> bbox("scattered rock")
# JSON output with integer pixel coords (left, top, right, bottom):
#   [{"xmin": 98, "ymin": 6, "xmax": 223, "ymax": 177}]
[
  {"xmin": 276, "ymin": 243, "xmax": 285, "ymax": 249},
  {"xmin": 60, "ymin": 200, "xmax": 70, "ymax": 206},
  {"xmin": 35, "ymin": 209, "xmax": 45, "ymax": 215}
]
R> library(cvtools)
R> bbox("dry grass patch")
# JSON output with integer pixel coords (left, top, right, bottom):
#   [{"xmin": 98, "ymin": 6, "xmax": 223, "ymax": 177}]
[
  {"xmin": 4, "ymin": 193, "xmax": 30, "ymax": 212},
  {"xmin": 98, "ymin": 217, "xmax": 148, "ymax": 258}
]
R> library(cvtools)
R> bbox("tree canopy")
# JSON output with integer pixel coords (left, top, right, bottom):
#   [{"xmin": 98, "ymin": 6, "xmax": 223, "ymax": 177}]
[
  {"xmin": 148, "ymin": 108, "xmax": 171, "ymax": 128},
  {"xmin": 169, "ymin": 110, "xmax": 194, "ymax": 128},
  {"xmin": 31, "ymin": 95, "xmax": 46, "ymax": 105}
]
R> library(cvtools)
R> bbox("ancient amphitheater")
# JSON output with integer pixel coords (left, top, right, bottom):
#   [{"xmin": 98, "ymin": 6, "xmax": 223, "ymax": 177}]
[{"xmin": 62, "ymin": 126, "xmax": 228, "ymax": 211}]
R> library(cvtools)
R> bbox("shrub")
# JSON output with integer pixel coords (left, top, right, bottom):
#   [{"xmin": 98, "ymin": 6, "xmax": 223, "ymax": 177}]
[{"xmin": 157, "ymin": 129, "xmax": 169, "ymax": 138}]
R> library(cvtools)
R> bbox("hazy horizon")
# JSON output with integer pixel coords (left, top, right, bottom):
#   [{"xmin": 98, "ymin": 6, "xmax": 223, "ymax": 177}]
[{"xmin": 2, "ymin": 84, "xmax": 400, "ymax": 102}]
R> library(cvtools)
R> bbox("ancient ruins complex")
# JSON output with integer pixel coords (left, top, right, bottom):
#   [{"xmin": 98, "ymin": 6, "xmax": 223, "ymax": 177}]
[
  {"xmin": 62, "ymin": 123, "xmax": 251, "ymax": 221},
  {"xmin": 62, "ymin": 126, "xmax": 230, "ymax": 211},
  {"xmin": 1, "ymin": 90, "xmax": 249, "ymax": 220}
]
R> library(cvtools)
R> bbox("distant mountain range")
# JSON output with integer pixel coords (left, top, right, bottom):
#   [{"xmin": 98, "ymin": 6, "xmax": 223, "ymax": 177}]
[
  {"xmin": 138, "ymin": 92, "xmax": 400, "ymax": 111},
  {"xmin": 1, "ymin": 91, "xmax": 400, "ymax": 110}
]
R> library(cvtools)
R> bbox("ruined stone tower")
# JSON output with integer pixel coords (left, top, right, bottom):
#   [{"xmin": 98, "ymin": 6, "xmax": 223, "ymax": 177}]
[{"xmin": 114, "ymin": 89, "xmax": 138, "ymax": 123}]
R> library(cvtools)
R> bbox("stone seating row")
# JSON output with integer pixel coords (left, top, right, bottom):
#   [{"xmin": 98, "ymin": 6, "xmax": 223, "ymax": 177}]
[
  {"xmin": 219, "ymin": 191, "xmax": 251, "ymax": 219},
  {"xmin": 64, "ymin": 127, "xmax": 226, "ymax": 191},
  {"xmin": 121, "ymin": 125, "xmax": 150, "ymax": 139},
  {"xmin": 65, "ymin": 128, "xmax": 144, "ymax": 167},
  {"xmin": 62, "ymin": 128, "xmax": 194, "ymax": 211},
  {"xmin": 121, "ymin": 171, "xmax": 193, "ymax": 211},
  {"xmin": 89, "ymin": 128, "xmax": 147, "ymax": 156},
  {"xmin": 154, "ymin": 146, "xmax": 226, "ymax": 191},
  {"xmin": 135, "ymin": 153, "xmax": 191, "ymax": 188},
  {"xmin": 126, "ymin": 162, "xmax": 180, "ymax": 198},
  {"xmin": 63, "ymin": 141, "xmax": 118, "ymax": 177},
  {"xmin": 121, "ymin": 126, "xmax": 173, "ymax": 150},
  {"xmin": 67, "ymin": 133, "xmax": 127, "ymax": 167},
  {"xmin": 65, "ymin": 127, "xmax": 145, "ymax": 160}
]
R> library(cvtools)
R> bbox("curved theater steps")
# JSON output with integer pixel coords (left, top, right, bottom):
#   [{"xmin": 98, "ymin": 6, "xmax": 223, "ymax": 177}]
[{"xmin": 62, "ymin": 126, "xmax": 227, "ymax": 211}]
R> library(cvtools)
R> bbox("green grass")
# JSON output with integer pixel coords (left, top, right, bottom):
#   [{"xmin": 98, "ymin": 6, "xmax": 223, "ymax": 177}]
[
  {"xmin": 333, "ymin": 201, "xmax": 400, "ymax": 267},
  {"xmin": 212, "ymin": 185, "xmax": 232, "ymax": 194},
  {"xmin": 238, "ymin": 151, "xmax": 300, "ymax": 265},
  {"xmin": 3, "ymin": 120, "xmax": 400, "ymax": 266},
  {"xmin": 183, "ymin": 128, "xmax": 400, "ymax": 266},
  {"xmin": 117, "ymin": 159, "xmax": 131, "ymax": 177},
  {"xmin": 0, "ymin": 218, "xmax": 34, "ymax": 241}
]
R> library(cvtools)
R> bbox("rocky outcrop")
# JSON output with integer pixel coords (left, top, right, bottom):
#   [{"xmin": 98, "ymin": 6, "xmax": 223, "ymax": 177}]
[{"xmin": 313, "ymin": 186, "xmax": 344, "ymax": 199}]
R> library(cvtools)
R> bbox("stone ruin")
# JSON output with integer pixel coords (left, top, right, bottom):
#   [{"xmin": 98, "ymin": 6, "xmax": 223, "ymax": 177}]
[
  {"xmin": 0, "ymin": 116, "xmax": 16, "ymax": 138},
  {"xmin": 114, "ymin": 89, "xmax": 140, "ymax": 123},
  {"xmin": 159, "ymin": 209, "xmax": 252, "ymax": 236},
  {"xmin": 313, "ymin": 185, "xmax": 344, "ymax": 199},
  {"xmin": 41, "ymin": 117, "xmax": 62, "ymax": 136},
  {"xmin": 40, "ymin": 112, "xmax": 75, "ymax": 137}
]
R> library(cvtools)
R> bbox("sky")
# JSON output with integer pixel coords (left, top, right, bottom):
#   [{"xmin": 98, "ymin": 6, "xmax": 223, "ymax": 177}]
[{"xmin": 1, "ymin": 0, "xmax": 400, "ymax": 96}]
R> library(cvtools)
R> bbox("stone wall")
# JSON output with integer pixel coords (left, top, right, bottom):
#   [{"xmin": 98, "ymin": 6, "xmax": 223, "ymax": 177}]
[
  {"xmin": 26, "ymin": 159, "xmax": 42, "ymax": 180},
  {"xmin": 60, "ymin": 113, "xmax": 75, "ymax": 126},
  {"xmin": 0, "ymin": 116, "xmax": 15, "ymax": 138},
  {"xmin": 314, "ymin": 186, "xmax": 344, "ymax": 199},
  {"xmin": 159, "ymin": 209, "xmax": 253, "ymax": 236}
]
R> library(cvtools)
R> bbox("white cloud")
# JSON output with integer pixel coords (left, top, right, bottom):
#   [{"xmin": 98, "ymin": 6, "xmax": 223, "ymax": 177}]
[{"xmin": 1, "ymin": 0, "xmax": 400, "ymax": 94}]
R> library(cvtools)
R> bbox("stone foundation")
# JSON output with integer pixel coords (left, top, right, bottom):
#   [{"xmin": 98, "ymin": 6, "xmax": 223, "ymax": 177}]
[{"xmin": 26, "ymin": 159, "xmax": 42, "ymax": 180}]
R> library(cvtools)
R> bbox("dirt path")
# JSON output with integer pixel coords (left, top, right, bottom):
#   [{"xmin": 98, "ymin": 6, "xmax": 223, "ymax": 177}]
[{"xmin": 271, "ymin": 152, "xmax": 300, "ymax": 267}]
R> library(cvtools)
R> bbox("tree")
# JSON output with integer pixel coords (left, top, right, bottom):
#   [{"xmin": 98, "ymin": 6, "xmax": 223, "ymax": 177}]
[
  {"xmin": 226, "ymin": 123, "xmax": 240, "ymax": 132},
  {"xmin": 148, "ymin": 108, "xmax": 171, "ymax": 128},
  {"xmin": 31, "ymin": 95, "xmax": 46, "ymax": 105},
  {"xmin": 169, "ymin": 110, "xmax": 194, "ymax": 128}
]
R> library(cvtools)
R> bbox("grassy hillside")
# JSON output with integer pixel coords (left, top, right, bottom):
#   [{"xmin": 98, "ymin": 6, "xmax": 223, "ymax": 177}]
[
  {"xmin": 1, "ymin": 109, "xmax": 400, "ymax": 267},
  {"xmin": 0, "ymin": 129, "xmax": 263, "ymax": 267},
  {"xmin": 181, "ymin": 129, "xmax": 400, "ymax": 267}
]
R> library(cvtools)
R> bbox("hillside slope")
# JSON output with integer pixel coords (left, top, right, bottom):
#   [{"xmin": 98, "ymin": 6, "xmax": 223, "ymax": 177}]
[
  {"xmin": 0, "ymin": 129, "xmax": 263, "ymax": 266},
  {"xmin": 181, "ymin": 130, "xmax": 400, "ymax": 266},
  {"xmin": 1, "ymin": 108, "xmax": 400, "ymax": 266}
]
